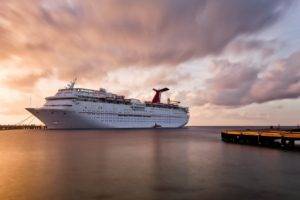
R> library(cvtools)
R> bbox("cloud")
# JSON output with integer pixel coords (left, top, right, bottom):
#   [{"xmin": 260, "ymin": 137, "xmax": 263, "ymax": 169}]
[
  {"xmin": 250, "ymin": 51, "xmax": 300, "ymax": 103},
  {"xmin": 143, "ymin": 69, "xmax": 191, "ymax": 87},
  {"xmin": 225, "ymin": 38, "xmax": 279, "ymax": 57},
  {"xmin": 192, "ymin": 50, "xmax": 300, "ymax": 106},
  {"xmin": 0, "ymin": 0, "xmax": 293, "ymax": 85},
  {"xmin": 1, "ymin": 70, "xmax": 52, "ymax": 92},
  {"xmin": 99, "ymin": 66, "xmax": 191, "ymax": 101}
]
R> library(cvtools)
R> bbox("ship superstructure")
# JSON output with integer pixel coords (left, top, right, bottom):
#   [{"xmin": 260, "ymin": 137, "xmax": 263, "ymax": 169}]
[{"xmin": 26, "ymin": 80, "xmax": 189, "ymax": 129}]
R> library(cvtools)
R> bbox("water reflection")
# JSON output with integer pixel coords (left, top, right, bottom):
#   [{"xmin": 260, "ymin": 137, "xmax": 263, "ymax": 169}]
[
  {"xmin": 151, "ymin": 131, "xmax": 199, "ymax": 199},
  {"xmin": 0, "ymin": 128, "xmax": 299, "ymax": 200}
]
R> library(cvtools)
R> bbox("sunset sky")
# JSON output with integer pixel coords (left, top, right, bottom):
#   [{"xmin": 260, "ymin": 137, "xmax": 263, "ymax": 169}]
[{"xmin": 0, "ymin": 0, "xmax": 300, "ymax": 126}]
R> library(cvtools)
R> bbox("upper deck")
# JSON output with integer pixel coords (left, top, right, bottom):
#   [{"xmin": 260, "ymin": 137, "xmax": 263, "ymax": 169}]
[{"xmin": 46, "ymin": 86, "xmax": 189, "ymax": 113}]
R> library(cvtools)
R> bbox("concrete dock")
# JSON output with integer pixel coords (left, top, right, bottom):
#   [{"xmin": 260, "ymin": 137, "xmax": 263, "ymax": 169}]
[{"xmin": 221, "ymin": 130, "xmax": 300, "ymax": 149}]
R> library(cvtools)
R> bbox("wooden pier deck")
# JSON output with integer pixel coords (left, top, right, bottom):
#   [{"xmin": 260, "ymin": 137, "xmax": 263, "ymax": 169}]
[{"xmin": 221, "ymin": 130, "xmax": 300, "ymax": 149}]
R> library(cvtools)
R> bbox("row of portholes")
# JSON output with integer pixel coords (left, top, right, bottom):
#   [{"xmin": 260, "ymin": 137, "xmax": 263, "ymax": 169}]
[{"xmin": 88, "ymin": 115, "xmax": 182, "ymax": 123}]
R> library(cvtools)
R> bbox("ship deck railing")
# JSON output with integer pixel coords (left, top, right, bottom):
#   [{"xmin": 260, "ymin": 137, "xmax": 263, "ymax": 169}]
[{"xmin": 47, "ymin": 95, "xmax": 188, "ymax": 111}]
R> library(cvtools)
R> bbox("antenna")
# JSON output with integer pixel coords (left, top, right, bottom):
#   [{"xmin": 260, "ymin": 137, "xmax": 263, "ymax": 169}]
[{"xmin": 67, "ymin": 77, "xmax": 77, "ymax": 89}]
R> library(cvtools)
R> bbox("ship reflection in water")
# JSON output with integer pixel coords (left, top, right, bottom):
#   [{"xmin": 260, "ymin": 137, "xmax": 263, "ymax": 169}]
[{"xmin": 0, "ymin": 127, "xmax": 300, "ymax": 200}]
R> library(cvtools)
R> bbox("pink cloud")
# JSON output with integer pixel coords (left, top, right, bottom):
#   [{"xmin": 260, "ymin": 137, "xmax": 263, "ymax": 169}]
[
  {"xmin": 190, "ymin": 50, "xmax": 300, "ymax": 106},
  {"xmin": 0, "ymin": 0, "xmax": 292, "ymax": 85}
]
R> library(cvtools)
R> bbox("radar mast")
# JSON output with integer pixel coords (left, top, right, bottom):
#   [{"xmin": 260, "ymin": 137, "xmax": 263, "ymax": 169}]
[{"xmin": 67, "ymin": 78, "xmax": 77, "ymax": 89}]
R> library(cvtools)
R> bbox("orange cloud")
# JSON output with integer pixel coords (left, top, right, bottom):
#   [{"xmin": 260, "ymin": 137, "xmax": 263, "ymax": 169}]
[{"xmin": 1, "ymin": 70, "xmax": 51, "ymax": 91}]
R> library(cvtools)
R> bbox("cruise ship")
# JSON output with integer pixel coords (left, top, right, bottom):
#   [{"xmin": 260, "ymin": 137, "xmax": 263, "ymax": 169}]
[{"xmin": 26, "ymin": 80, "xmax": 189, "ymax": 129}]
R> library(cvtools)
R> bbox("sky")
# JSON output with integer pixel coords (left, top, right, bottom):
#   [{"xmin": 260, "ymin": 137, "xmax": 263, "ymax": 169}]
[{"xmin": 0, "ymin": 0, "xmax": 300, "ymax": 126}]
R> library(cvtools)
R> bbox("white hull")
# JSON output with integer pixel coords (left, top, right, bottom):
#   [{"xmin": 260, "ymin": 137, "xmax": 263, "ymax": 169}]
[{"xmin": 26, "ymin": 106, "xmax": 188, "ymax": 129}]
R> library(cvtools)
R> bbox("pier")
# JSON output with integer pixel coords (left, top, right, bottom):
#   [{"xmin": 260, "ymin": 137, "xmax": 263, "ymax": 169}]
[
  {"xmin": 0, "ymin": 125, "xmax": 46, "ymax": 131},
  {"xmin": 0, "ymin": 114, "xmax": 46, "ymax": 131},
  {"xmin": 221, "ymin": 130, "xmax": 300, "ymax": 149}
]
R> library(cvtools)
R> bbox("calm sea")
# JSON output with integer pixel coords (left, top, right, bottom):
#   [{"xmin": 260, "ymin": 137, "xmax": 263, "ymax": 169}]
[{"xmin": 0, "ymin": 127, "xmax": 299, "ymax": 200}]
